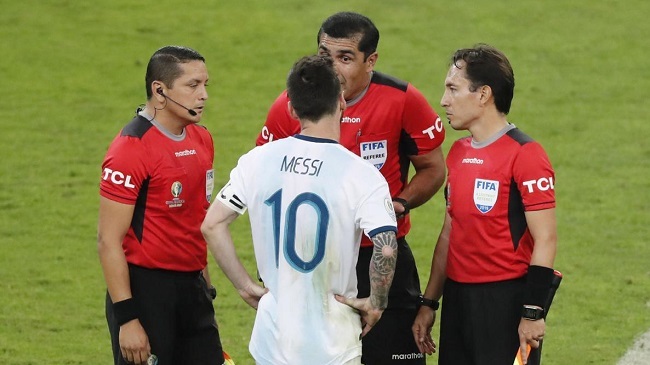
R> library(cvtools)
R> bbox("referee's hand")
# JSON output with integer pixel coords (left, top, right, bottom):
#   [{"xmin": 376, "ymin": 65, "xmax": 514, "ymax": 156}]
[
  {"xmin": 335, "ymin": 294, "xmax": 384, "ymax": 337},
  {"xmin": 119, "ymin": 319, "xmax": 151, "ymax": 364},
  {"xmin": 412, "ymin": 306, "xmax": 436, "ymax": 355}
]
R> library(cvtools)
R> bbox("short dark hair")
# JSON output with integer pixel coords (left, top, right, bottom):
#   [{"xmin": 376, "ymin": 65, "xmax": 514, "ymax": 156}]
[
  {"xmin": 317, "ymin": 12, "xmax": 379, "ymax": 61},
  {"xmin": 451, "ymin": 44, "xmax": 515, "ymax": 114},
  {"xmin": 287, "ymin": 55, "xmax": 341, "ymax": 122},
  {"xmin": 144, "ymin": 45, "xmax": 205, "ymax": 99}
]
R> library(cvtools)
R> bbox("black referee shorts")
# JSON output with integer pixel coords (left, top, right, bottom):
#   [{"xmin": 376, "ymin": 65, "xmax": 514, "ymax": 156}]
[
  {"xmin": 356, "ymin": 237, "xmax": 425, "ymax": 364},
  {"xmin": 106, "ymin": 264, "xmax": 224, "ymax": 365},
  {"xmin": 439, "ymin": 277, "xmax": 528, "ymax": 365}
]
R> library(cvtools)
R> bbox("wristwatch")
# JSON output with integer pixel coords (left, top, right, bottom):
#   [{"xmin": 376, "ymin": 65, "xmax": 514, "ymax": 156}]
[
  {"xmin": 417, "ymin": 295, "xmax": 440, "ymax": 310},
  {"xmin": 392, "ymin": 197, "xmax": 410, "ymax": 217},
  {"xmin": 522, "ymin": 305, "xmax": 544, "ymax": 320},
  {"xmin": 209, "ymin": 286, "xmax": 217, "ymax": 300}
]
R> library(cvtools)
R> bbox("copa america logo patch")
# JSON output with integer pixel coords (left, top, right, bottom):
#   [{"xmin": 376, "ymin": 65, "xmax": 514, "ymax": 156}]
[
  {"xmin": 171, "ymin": 181, "xmax": 183, "ymax": 198},
  {"xmin": 473, "ymin": 178, "xmax": 499, "ymax": 213},
  {"xmin": 166, "ymin": 181, "xmax": 186, "ymax": 208}
]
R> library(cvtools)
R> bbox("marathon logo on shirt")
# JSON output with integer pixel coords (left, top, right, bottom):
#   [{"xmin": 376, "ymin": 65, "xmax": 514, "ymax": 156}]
[
  {"xmin": 360, "ymin": 140, "xmax": 387, "ymax": 170},
  {"xmin": 341, "ymin": 116, "xmax": 361, "ymax": 124},
  {"xmin": 462, "ymin": 157, "xmax": 484, "ymax": 164},
  {"xmin": 473, "ymin": 178, "xmax": 499, "ymax": 214},
  {"xmin": 175, "ymin": 149, "xmax": 197, "ymax": 157}
]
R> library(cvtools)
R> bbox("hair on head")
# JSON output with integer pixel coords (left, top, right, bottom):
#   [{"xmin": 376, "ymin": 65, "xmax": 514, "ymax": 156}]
[
  {"xmin": 451, "ymin": 43, "xmax": 515, "ymax": 114},
  {"xmin": 287, "ymin": 55, "xmax": 341, "ymax": 121},
  {"xmin": 317, "ymin": 12, "xmax": 379, "ymax": 61},
  {"xmin": 145, "ymin": 45, "xmax": 205, "ymax": 99}
]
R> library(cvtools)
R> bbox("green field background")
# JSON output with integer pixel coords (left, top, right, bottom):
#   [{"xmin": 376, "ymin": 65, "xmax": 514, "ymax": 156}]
[{"xmin": 1, "ymin": 0, "xmax": 648, "ymax": 364}]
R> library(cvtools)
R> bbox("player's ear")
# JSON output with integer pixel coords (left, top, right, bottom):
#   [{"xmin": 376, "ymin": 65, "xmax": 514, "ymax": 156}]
[
  {"xmin": 152, "ymin": 81, "xmax": 165, "ymax": 101},
  {"xmin": 287, "ymin": 101, "xmax": 299, "ymax": 120},
  {"xmin": 479, "ymin": 85, "xmax": 493, "ymax": 106},
  {"xmin": 366, "ymin": 52, "xmax": 378, "ymax": 71},
  {"xmin": 339, "ymin": 92, "xmax": 346, "ymax": 113}
]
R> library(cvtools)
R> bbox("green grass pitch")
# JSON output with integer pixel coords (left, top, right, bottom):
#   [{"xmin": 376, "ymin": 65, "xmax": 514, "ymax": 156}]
[{"xmin": 1, "ymin": 0, "xmax": 648, "ymax": 364}]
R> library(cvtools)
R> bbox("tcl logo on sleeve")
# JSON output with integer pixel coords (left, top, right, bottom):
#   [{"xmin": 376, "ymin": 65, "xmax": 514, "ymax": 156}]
[
  {"xmin": 522, "ymin": 177, "xmax": 554, "ymax": 193},
  {"xmin": 422, "ymin": 117, "xmax": 444, "ymax": 139},
  {"xmin": 102, "ymin": 168, "xmax": 135, "ymax": 188},
  {"xmin": 260, "ymin": 126, "xmax": 274, "ymax": 142}
]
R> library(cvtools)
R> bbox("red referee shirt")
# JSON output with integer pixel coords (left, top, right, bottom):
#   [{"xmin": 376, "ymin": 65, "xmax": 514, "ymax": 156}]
[
  {"xmin": 445, "ymin": 126, "xmax": 555, "ymax": 283},
  {"xmin": 100, "ymin": 115, "xmax": 215, "ymax": 271},
  {"xmin": 257, "ymin": 72, "xmax": 445, "ymax": 247}
]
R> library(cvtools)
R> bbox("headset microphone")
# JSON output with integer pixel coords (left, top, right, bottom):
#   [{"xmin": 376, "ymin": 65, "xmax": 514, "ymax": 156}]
[{"xmin": 156, "ymin": 88, "xmax": 198, "ymax": 116}]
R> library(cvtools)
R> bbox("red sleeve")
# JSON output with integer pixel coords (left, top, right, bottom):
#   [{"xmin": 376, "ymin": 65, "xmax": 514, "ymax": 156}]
[
  {"xmin": 401, "ymin": 84, "xmax": 445, "ymax": 155},
  {"xmin": 99, "ymin": 135, "xmax": 148, "ymax": 204},
  {"xmin": 513, "ymin": 142, "xmax": 556, "ymax": 211},
  {"xmin": 255, "ymin": 90, "xmax": 301, "ymax": 146}
]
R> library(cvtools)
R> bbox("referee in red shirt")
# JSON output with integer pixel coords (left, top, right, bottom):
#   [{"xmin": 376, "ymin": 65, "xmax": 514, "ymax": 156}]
[
  {"xmin": 413, "ymin": 44, "xmax": 558, "ymax": 365},
  {"xmin": 98, "ymin": 45, "xmax": 224, "ymax": 365}
]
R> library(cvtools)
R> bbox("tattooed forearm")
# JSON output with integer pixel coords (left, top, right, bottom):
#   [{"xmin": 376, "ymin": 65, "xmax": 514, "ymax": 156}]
[
  {"xmin": 371, "ymin": 231, "xmax": 398, "ymax": 274},
  {"xmin": 369, "ymin": 231, "xmax": 398, "ymax": 309}
]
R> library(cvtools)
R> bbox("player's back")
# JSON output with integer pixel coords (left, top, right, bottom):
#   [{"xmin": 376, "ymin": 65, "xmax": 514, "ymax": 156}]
[{"xmin": 236, "ymin": 134, "xmax": 393, "ymax": 364}]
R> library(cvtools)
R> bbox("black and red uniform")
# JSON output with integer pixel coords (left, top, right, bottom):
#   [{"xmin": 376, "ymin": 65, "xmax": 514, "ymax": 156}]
[
  {"xmin": 440, "ymin": 124, "xmax": 556, "ymax": 365},
  {"xmin": 257, "ymin": 71, "xmax": 445, "ymax": 364},
  {"xmin": 100, "ymin": 114, "xmax": 223, "ymax": 365}
]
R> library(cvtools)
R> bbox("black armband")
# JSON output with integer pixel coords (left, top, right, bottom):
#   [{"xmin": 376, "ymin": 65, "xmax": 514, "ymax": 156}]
[
  {"xmin": 522, "ymin": 265, "xmax": 555, "ymax": 309},
  {"xmin": 113, "ymin": 298, "xmax": 138, "ymax": 326},
  {"xmin": 392, "ymin": 197, "xmax": 410, "ymax": 217}
]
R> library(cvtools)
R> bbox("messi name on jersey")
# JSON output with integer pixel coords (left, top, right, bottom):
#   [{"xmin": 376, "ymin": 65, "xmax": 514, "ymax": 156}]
[{"xmin": 280, "ymin": 155, "xmax": 324, "ymax": 177}]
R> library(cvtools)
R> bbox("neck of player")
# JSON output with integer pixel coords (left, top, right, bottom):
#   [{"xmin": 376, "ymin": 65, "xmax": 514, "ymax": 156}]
[
  {"xmin": 300, "ymin": 115, "xmax": 342, "ymax": 142},
  {"xmin": 144, "ymin": 104, "xmax": 188, "ymax": 136}
]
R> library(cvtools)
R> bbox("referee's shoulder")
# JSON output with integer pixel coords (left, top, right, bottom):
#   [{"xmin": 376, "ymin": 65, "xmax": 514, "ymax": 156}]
[
  {"xmin": 505, "ymin": 127, "xmax": 536, "ymax": 146},
  {"xmin": 120, "ymin": 115, "xmax": 153, "ymax": 139}
]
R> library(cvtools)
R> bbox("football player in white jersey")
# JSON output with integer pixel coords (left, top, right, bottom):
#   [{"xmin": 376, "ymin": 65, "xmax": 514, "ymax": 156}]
[{"xmin": 202, "ymin": 55, "xmax": 398, "ymax": 365}]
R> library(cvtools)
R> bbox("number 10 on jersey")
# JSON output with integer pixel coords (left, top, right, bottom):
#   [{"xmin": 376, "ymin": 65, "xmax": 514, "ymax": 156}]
[{"xmin": 265, "ymin": 189, "xmax": 329, "ymax": 273}]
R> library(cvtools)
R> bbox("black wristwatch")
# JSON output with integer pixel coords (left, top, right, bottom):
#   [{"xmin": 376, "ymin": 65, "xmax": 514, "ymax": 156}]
[
  {"xmin": 209, "ymin": 286, "xmax": 217, "ymax": 300},
  {"xmin": 417, "ymin": 295, "xmax": 439, "ymax": 310},
  {"xmin": 392, "ymin": 197, "xmax": 410, "ymax": 217},
  {"xmin": 522, "ymin": 305, "xmax": 544, "ymax": 320}
]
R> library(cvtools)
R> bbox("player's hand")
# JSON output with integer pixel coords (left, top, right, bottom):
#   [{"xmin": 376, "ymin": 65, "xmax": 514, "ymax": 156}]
[
  {"xmin": 518, "ymin": 318, "xmax": 546, "ymax": 364},
  {"xmin": 412, "ymin": 306, "xmax": 436, "ymax": 355},
  {"xmin": 335, "ymin": 294, "xmax": 384, "ymax": 337},
  {"xmin": 119, "ymin": 319, "xmax": 151, "ymax": 364},
  {"xmin": 239, "ymin": 282, "xmax": 268, "ymax": 310}
]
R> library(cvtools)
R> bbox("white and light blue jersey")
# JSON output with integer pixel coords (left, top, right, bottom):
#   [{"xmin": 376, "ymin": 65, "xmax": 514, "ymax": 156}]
[{"xmin": 217, "ymin": 134, "xmax": 397, "ymax": 365}]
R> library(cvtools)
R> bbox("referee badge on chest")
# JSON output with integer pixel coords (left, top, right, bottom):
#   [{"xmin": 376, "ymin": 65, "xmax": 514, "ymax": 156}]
[
  {"xmin": 473, "ymin": 178, "xmax": 499, "ymax": 213},
  {"xmin": 360, "ymin": 140, "xmax": 387, "ymax": 170},
  {"xmin": 206, "ymin": 169, "xmax": 214, "ymax": 202}
]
